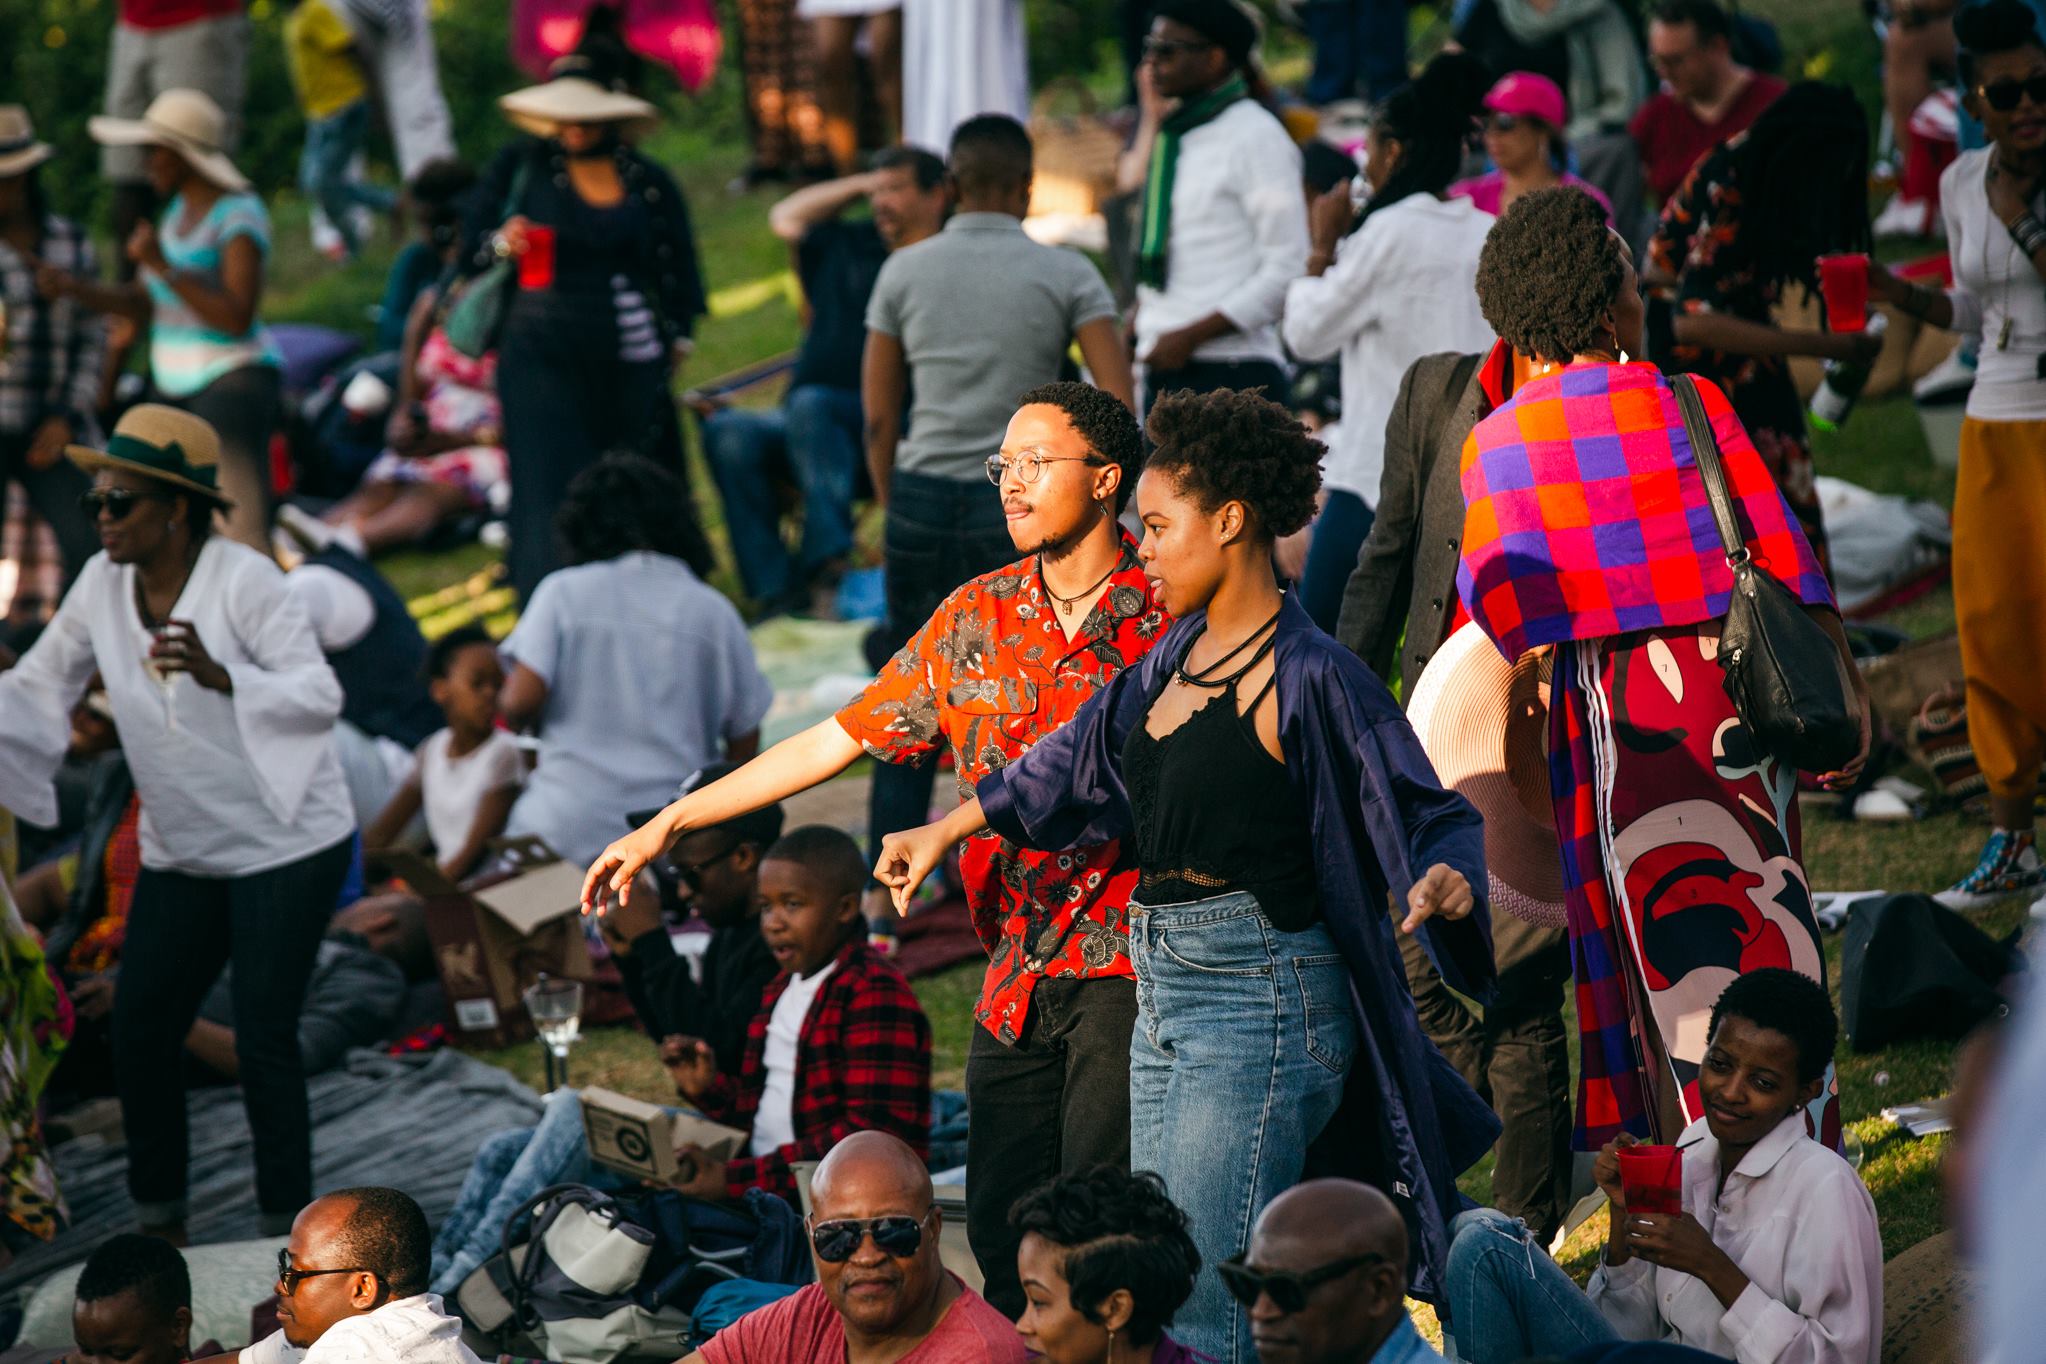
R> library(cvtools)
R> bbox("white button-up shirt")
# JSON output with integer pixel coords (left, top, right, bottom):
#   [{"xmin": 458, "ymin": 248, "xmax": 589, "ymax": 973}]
[
  {"xmin": 1281, "ymin": 193, "xmax": 1495, "ymax": 502},
  {"xmin": 1587, "ymin": 1113, "xmax": 1883, "ymax": 1364},
  {"xmin": 1134, "ymin": 98, "xmax": 1309, "ymax": 368},
  {"xmin": 243, "ymin": 1293, "xmax": 483, "ymax": 1364},
  {"xmin": 0, "ymin": 538, "xmax": 356, "ymax": 877}
]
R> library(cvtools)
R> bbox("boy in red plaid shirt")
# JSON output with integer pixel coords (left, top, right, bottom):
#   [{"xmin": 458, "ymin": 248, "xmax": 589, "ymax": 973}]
[{"xmin": 662, "ymin": 826, "xmax": 931, "ymax": 1206}]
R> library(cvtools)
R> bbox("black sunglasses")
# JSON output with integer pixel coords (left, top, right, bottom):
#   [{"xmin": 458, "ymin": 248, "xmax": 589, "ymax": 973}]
[
  {"xmin": 1217, "ymin": 1252, "xmax": 1387, "ymax": 1314},
  {"xmin": 1979, "ymin": 75, "xmax": 2046, "ymax": 112},
  {"xmin": 78, "ymin": 489, "xmax": 156, "ymax": 520},
  {"xmin": 665, "ymin": 835, "xmax": 744, "ymax": 890},
  {"xmin": 276, "ymin": 1248, "xmax": 371, "ymax": 1296},
  {"xmin": 1485, "ymin": 113, "xmax": 1526, "ymax": 132},
  {"xmin": 809, "ymin": 1211, "xmax": 931, "ymax": 1263},
  {"xmin": 1142, "ymin": 36, "xmax": 1216, "ymax": 59}
]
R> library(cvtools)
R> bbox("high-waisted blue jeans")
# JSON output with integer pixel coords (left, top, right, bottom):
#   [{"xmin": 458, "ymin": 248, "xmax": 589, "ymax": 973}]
[{"xmin": 1127, "ymin": 890, "xmax": 1359, "ymax": 1364}]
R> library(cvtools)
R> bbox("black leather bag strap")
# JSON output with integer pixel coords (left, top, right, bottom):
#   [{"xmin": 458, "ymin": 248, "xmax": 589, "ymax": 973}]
[{"xmin": 1672, "ymin": 374, "xmax": 1750, "ymax": 570}]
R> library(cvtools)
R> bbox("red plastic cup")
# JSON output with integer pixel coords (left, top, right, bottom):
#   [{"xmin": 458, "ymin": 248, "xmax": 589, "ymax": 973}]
[
  {"xmin": 517, "ymin": 224, "xmax": 557, "ymax": 291},
  {"xmin": 1817, "ymin": 253, "xmax": 1870, "ymax": 333},
  {"xmin": 1616, "ymin": 1144, "xmax": 1684, "ymax": 1216}
]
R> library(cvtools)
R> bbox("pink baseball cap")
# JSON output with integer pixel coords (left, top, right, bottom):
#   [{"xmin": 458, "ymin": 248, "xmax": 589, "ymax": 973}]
[{"xmin": 1483, "ymin": 72, "xmax": 1567, "ymax": 129}]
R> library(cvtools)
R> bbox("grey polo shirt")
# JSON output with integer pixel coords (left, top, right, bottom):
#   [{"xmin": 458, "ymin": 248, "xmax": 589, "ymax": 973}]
[{"xmin": 866, "ymin": 211, "xmax": 1119, "ymax": 482}]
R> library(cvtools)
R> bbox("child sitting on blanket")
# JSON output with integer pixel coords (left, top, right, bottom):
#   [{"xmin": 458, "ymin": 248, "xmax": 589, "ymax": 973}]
[
  {"xmin": 362, "ymin": 628, "xmax": 522, "ymax": 882},
  {"xmin": 662, "ymin": 826, "xmax": 932, "ymax": 1209}
]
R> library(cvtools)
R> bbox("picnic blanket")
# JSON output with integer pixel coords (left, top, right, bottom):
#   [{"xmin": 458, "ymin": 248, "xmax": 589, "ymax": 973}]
[{"xmin": 0, "ymin": 1048, "xmax": 541, "ymax": 1296}]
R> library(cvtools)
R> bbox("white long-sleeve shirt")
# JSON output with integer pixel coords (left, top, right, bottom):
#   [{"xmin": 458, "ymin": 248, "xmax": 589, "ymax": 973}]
[
  {"xmin": 1134, "ymin": 98, "xmax": 1309, "ymax": 367},
  {"xmin": 1282, "ymin": 194, "xmax": 1495, "ymax": 502},
  {"xmin": 0, "ymin": 538, "xmax": 356, "ymax": 876},
  {"xmin": 242, "ymin": 1294, "xmax": 482, "ymax": 1364},
  {"xmin": 1586, "ymin": 1113, "xmax": 1883, "ymax": 1364}
]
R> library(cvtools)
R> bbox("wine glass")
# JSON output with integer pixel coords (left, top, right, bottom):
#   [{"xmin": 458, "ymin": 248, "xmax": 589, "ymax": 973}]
[
  {"xmin": 143, "ymin": 624, "xmax": 178, "ymax": 732},
  {"xmin": 522, "ymin": 974, "xmax": 583, "ymax": 1091}
]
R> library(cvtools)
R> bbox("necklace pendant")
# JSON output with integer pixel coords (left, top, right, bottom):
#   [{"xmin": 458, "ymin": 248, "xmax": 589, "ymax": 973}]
[{"xmin": 1999, "ymin": 315, "xmax": 2015, "ymax": 351}]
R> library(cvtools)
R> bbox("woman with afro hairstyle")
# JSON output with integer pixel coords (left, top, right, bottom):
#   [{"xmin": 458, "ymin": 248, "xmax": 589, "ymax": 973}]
[
  {"xmin": 1012, "ymin": 1167, "xmax": 1207, "ymax": 1363},
  {"xmin": 875, "ymin": 387, "xmax": 1501, "ymax": 1364},
  {"xmin": 1456, "ymin": 186, "xmax": 1867, "ymax": 1159},
  {"xmin": 1862, "ymin": 0, "xmax": 2046, "ymax": 909},
  {"xmin": 1645, "ymin": 81, "xmax": 1880, "ymax": 572}
]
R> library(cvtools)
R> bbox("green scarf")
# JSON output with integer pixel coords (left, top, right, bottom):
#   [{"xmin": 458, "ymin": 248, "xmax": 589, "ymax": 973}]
[{"xmin": 1137, "ymin": 76, "xmax": 1249, "ymax": 291}]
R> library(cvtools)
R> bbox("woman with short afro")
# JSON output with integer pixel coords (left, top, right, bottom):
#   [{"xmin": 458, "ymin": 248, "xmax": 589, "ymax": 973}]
[
  {"xmin": 874, "ymin": 386, "xmax": 1502, "ymax": 1363},
  {"xmin": 1457, "ymin": 185, "xmax": 1867, "ymax": 1157}
]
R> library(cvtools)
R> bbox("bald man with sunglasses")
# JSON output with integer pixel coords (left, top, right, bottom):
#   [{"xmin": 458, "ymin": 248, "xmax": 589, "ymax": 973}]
[
  {"xmin": 686, "ymin": 1131, "xmax": 1025, "ymax": 1364},
  {"xmin": 1228, "ymin": 1181, "xmax": 1435, "ymax": 1364}
]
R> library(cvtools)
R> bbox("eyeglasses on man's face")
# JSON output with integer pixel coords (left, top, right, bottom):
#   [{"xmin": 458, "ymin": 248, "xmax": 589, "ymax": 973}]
[
  {"xmin": 808, "ymin": 1209, "xmax": 935, "ymax": 1263},
  {"xmin": 985, "ymin": 451, "xmax": 1103, "ymax": 486},
  {"xmin": 276, "ymin": 1248, "xmax": 372, "ymax": 1297},
  {"xmin": 1216, "ymin": 1252, "xmax": 1387, "ymax": 1315}
]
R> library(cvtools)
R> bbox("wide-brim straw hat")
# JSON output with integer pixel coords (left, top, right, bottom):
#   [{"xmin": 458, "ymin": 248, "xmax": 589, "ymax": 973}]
[
  {"xmin": 68, "ymin": 403, "xmax": 236, "ymax": 509},
  {"xmin": 500, "ymin": 76, "xmax": 660, "ymax": 141},
  {"xmin": 0, "ymin": 106, "xmax": 53, "ymax": 179},
  {"xmin": 88, "ymin": 88, "xmax": 249, "ymax": 193},
  {"xmin": 1408, "ymin": 622, "xmax": 1566, "ymax": 929}
]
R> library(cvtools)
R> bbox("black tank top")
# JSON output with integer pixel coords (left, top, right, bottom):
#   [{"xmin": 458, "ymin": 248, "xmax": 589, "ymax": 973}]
[{"xmin": 1122, "ymin": 655, "xmax": 1320, "ymax": 932}]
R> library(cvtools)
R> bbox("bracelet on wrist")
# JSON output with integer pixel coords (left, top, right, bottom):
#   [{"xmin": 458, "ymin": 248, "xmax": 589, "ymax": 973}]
[{"xmin": 2009, "ymin": 212, "xmax": 2046, "ymax": 255}]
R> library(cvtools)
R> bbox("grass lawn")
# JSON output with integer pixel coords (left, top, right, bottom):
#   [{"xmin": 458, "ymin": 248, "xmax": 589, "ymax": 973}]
[{"xmin": 246, "ymin": 0, "xmax": 2001, "ymax": 1311}]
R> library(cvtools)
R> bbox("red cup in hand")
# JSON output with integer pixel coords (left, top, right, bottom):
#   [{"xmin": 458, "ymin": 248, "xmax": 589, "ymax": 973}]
[
  {"xmin": 1817, "ymin": 253, "xmax": 1871, "ymax": 333},
  {"xmin": 517, "ymin": 223, "xmax": 556, "ymax": 291},
  {"xmin": 1616, "ymin": 1143, "xmax": 1684, "ymax": 1215}
]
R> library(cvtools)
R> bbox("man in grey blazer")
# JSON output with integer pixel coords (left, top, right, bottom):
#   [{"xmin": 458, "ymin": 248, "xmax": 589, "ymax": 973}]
[{"xmin": 1335, "ymin": 346, "xmax": 1577, "ymax": 1245}]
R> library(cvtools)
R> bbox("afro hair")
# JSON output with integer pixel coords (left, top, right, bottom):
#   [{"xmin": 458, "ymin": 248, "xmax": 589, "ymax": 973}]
[
  {"xmin": 1142, "ymin": 388, "xmax": 1322, "ymax": 539},
  {"xmin": 1474, "ymin": 186, "xmax": 1627, "ymax": 363},
  {"xmin": 1018, "ymin": 381, "xmax": 1144, "ymax": 511},
  {"xmin": 1708, "ymin": 968, "xmax": 1838, "ymax": 1085}
]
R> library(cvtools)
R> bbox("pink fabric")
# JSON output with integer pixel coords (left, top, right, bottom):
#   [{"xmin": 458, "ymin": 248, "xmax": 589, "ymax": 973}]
[
  {"xmin": 698, "ymin": 1278, "xmax": 1028, "ymax": 1364},
  {"xmin": 1447, "ymin": 171, "xmax": 1614, "ymax": 222},
  {"xmin": 509, "ymin": 0, "xmax": 722, "ymax": 92},
  {"xmin": 1484, "ymin": 72, "xmax": 1567, "ymax": 128}
]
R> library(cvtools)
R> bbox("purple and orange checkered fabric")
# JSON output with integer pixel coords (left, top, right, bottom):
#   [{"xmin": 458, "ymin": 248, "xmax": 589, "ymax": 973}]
[{"xmin": 1456, "ymin": 362, "xmax": 1831, "ymax": 663}]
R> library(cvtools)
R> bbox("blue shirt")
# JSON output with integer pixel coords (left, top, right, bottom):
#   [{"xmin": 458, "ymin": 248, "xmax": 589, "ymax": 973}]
[
  {"xmin": 1373, "ymin": 1317, "xmax": 1442, "ymax": 1363},
  {"xmin": 976, "ymin": 591, "xmax": 1500, "ymax": 1304}
]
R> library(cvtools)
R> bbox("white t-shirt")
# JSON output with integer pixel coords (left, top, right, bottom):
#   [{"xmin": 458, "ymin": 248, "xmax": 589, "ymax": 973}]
[
  {"xmin": 1941, "ymin": 147, "xmax": 2046, "ymax": 422},
  {"xmin": 242, "ymin": 1294, "xmax": 483, "ymax": 1364},
  {"xmin": 1282, "ymin": 194, "xmax": 1497, "ymax": 501},
  {"xmin": 416, "ymin": 727, "xmax": 524, "ymax": 863},
  {"xmin": 750, "ymin": 959, "xmax": 840, "ymax": 1158}
]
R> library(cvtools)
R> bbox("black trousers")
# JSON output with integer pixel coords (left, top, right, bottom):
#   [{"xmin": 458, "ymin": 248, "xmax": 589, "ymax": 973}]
[
  {"xmin": 866, "ymin": 471, "xmax": 1013, "ymax": 870},
  {"xmin": 496, "ymin": 294, "xmax": 669, "ymax": 602},
  {"xmin": 0, "ymin": 426, "xmax": 99, "ymax": 589},
  {"xmin": 1398, "ymin": 909, "xmax": 1575, "ymax": 1242},
  {"xmin": 1141, "ymin": 358, "xmax": 1293, "ymax": 418},
  {"xmin": 965, "ymin": 975, "xmax": 1139, "ymax": 1317},
  {"xmin": 112, "ymin": 837, "xmax": 353, "ymax": 1227}
]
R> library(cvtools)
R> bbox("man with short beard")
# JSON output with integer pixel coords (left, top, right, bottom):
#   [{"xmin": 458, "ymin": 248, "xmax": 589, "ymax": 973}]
[
  {"xmin": 586, "ymin": 382, "xmax": 1165, "ymax": 1316},
  {"xmin": 684, "ymin": 1132, "xmax": 1024, "ymax": 1363}
]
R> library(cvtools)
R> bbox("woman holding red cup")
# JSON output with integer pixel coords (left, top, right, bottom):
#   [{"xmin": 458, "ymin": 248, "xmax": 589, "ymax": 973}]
[
  {"xmin": 1441, "ymin": 969, "xmax": 1883, "ymax": 1364},
  {"xmin": 464, "ymin": 39, "xmax": 708, "ymax": 603},
  {"xmin": 1866, "ymin": 0, "xmax": 2046, "ymax": 911}
]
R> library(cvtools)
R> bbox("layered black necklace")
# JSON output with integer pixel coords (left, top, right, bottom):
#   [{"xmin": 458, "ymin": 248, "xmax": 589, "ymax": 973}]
[{"xmin": 1173, "ymin": 606, "xmax": 1281, "ymax": 689}]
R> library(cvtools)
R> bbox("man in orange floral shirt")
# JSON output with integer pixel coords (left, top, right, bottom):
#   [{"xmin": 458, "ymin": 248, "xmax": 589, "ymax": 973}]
[{"xmin": 585, "ymin": 382, "xmax": 1166, "ymax": 1314}]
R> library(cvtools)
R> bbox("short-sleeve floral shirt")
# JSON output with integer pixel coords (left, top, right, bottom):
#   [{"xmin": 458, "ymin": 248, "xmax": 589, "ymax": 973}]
[{"xmin": 835, "ymin": 539, "xmax": 1169, "ymax": 1043}]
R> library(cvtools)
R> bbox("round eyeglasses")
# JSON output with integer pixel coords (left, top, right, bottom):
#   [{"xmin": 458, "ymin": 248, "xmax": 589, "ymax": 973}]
[{"xmin": 985, "ymin": 451, "xmax": 1102, "ymax": 486}]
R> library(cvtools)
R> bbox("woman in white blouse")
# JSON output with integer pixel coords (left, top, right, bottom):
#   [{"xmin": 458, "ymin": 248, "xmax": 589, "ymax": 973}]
[
  {"xmin": 1281, "ymin": 54, "xmax": 1498, "ymax": 634},
  {"xmin": 0, "ymin": 405, "xmax": 356, "ymax": 1242}
]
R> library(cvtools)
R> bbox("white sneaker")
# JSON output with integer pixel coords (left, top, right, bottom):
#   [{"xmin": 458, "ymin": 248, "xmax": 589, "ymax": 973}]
[
  {"xmin": 1913, "ymin": 345, "xmax": 1977, "ymax": 403},
  {"xmin": 1873, "ymin": 194, "xmax": 1939, "ymax": 240}
]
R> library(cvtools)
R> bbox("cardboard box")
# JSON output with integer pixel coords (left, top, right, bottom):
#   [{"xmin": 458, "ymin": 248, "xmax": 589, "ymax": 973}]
[
  {"xmin": 581, "ymin": 1087, "xmax": 748, "ymax": 1184},
  {"xmin": 374, "ymin": 837, "xmax": 592, "ymax": 1050}
]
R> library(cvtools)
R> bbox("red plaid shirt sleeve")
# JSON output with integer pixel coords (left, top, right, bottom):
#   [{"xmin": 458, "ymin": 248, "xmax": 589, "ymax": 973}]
[{"xmin": 722, "ymin": 944, "xmax": 932, "ymax": 1202}]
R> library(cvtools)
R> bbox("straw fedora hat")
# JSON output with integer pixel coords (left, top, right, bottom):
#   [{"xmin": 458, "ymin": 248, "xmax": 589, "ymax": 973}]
[
  {"xmin": 68, "ymin": 404, "xmax": 236, "ymax": 509},
  {"xmin": 88, "ymin": 89, "xmax": 249, "ymax": 193},
  {"xmin": 0, "ymin": 106, "xmax": 53, "ymax": 179},
  {"xmin": 500, "ymin": 75, "xmax": 660, "ymax": 141},
  {"xmin": 1408, "ymin": 622, "xmax": 1566, "ymax": 929}
]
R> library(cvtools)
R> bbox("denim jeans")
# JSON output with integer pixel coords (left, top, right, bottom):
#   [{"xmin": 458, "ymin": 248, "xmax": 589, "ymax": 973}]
[
  {"xmin": 1300, "ymin": 0, "xmax": 1412, "ymax": 104},
  {"xmin": 701, "ymin": 384, "xmax": 863, "ymax": 605},
  {"xmin": 429, "ymin": 1088, "xmax": 600, "ymax": 1296},
  {"xmin": 867, "ymin": 471, "xmax": 1014, "ymax": 870},
  {"xmin": 1441, "ymin": 1208, "xmax": 1619, "ymax": 1364},
  {"xmin": 299, "ymin": 100, "xmax": 397, "ymax": 257},
  {"xmin": 1127, "ymin": 891, "xmax": 1359, "ymax": 1364},
  {"xmin": 1298, "ymin": 488, "xmax": 1375, "ymax": 634}
]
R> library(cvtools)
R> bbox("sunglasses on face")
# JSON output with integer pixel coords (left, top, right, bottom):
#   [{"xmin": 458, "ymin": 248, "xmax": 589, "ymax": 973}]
[
  {"xmin": 1142, "ymin": 36, "xmax": 1215, "ymax": 59},
  {"xmin": 276, "ymin": 1249, "xmax": 370, "ymax": 1297},
  {"xmin": 1485, "ymin": 113, "xmax": 1526, "ymax": 133},
  {"xmin": 809, "ymin": 1211, "xmax": 931, "ymax": 1263},
  {"xmin": 78, "ymin": 489, "xmax": 155, "ymax": 521},
  {"xmin": 1979, "ymin": 75, "xmax": 2046, "ymax": 112},
  {"xmin": 665, "ymin": 837, "xmax": 743, "ymax": 890},
  {"xmin": 1217, "ymin": 1252, "xmax": 1387, "ymax": 1315}
]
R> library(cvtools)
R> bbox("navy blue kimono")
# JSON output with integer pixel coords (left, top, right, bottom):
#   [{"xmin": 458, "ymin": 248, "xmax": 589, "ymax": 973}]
[{"xmin": 978, "ymin": 592, "xmax": 1502, "ymax": 1301}]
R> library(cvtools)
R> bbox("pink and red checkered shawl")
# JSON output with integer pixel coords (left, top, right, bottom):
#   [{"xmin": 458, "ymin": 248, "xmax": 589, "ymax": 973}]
[{"xmin": 1456, "ymin": 362, "xmax": 1831, "ymax": 661}]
